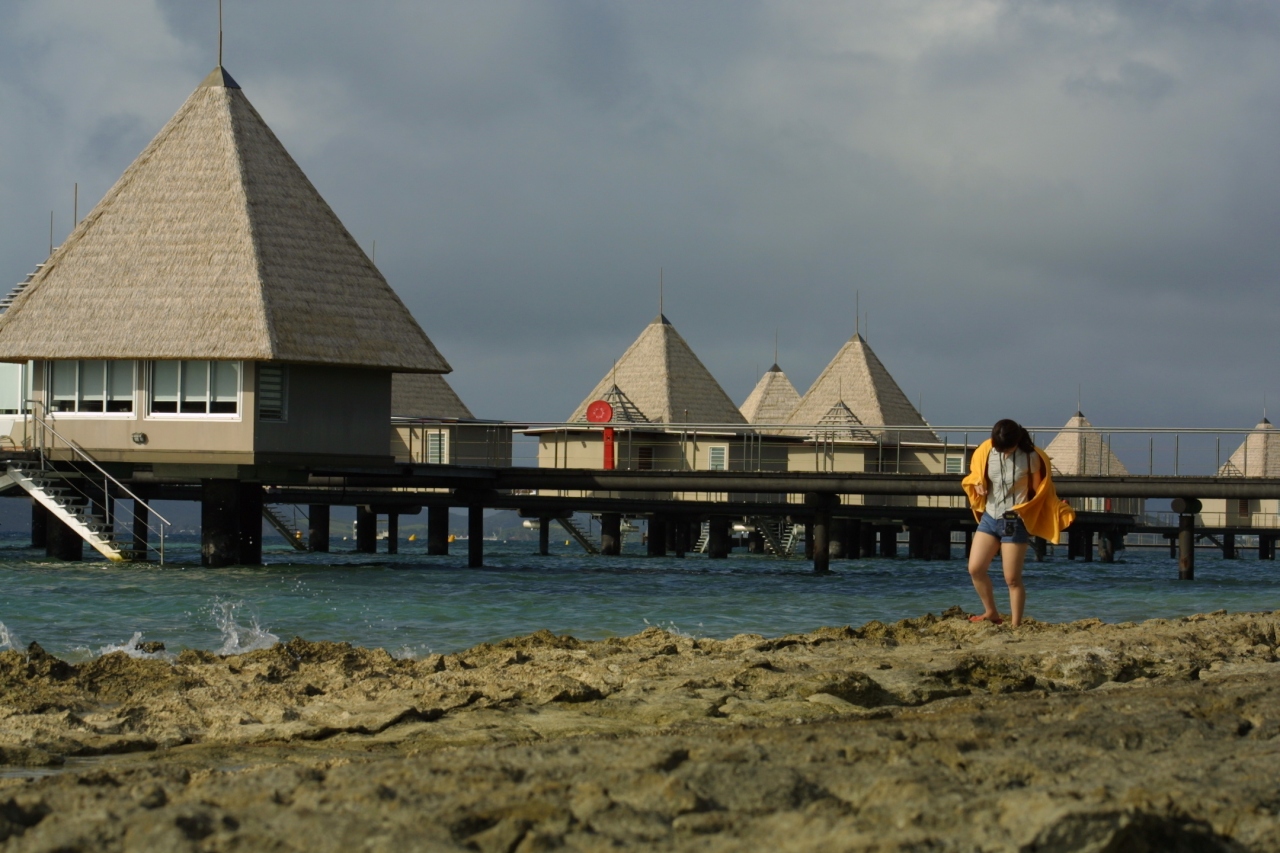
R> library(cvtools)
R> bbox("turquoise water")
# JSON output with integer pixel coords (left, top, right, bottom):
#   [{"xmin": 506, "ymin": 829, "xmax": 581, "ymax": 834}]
[{"xmin": 0, "ymin": 533, "xmax": 1277, "ymax": 661}]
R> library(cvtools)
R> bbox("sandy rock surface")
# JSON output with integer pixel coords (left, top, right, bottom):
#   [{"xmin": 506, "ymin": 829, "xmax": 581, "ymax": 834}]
[{"xmin": 0, "ymin": 608, "xmax": 1277, "ymax": 851}]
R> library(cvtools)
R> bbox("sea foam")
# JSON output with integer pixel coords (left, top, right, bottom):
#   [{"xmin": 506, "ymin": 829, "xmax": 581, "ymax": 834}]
[{"xmin": 212, "ymin": 600, "xmax": 279, "ymax": 655}]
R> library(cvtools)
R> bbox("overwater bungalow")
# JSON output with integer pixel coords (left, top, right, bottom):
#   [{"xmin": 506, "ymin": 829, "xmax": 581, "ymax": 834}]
[
  {"xmin": 1042, "ymin": 412, "xmax": 1144, "ymax": 516},
  {"xmin": 1202, "ymin": 419, "xmax": 1280, "ymax": 528},
  {"xmin": 391, "ymin": 373, "xmax": 512, "ymax": 466},
  {"xmin": 0, "ymin": 65, "xmax": 451, "ymax": 563},
  {"xmin": 739, "ymin": 363, "xmax": 801, "ymax": 432}
]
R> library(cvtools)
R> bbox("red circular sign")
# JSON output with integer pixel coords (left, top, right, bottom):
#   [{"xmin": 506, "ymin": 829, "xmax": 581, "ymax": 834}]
[{"xmin": 586, "ymin": 400, "xmax": 614, "ymax": 423}]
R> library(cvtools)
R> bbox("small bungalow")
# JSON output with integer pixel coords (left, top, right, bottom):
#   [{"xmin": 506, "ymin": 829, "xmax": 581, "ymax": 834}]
[
  {"xmin": 1202, "ymin": 419, "xmax": 1280, "ymax": 527},
  {"xmin": 1043, "ymin": 412, "xmax": 1144, "ymax": 516},
  {"xmin": 739, "ymin": 363, "xmax": 801, "ymax": 431},
  {"xmin": 535, "ymin": 314, "xmax": 766, "ymax": 473},
  {"xmin": 781, "ymin": 333, "xmax": 943, "ymax": 481}
]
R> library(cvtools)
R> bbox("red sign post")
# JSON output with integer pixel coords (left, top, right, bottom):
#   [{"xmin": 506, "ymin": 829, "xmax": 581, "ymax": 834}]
[{"xmin": 585, "ymin": 400, "xmax": 615, "ymax": 470}]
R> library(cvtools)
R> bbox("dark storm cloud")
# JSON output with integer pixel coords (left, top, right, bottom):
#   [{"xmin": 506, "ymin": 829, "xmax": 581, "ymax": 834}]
[{"xmin": 2, "ymin": 0, "xmax": 1278, "ymax": 430}]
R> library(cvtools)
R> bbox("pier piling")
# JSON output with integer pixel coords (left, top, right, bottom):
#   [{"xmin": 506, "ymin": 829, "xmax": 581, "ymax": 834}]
[
  {"xmin": 878, "ymin": 526, "xmax": 897, "ymax": 559},
  {"xmin": 31, "ymin": 500, "xmax": 47, "ymax": 549},
  {"xmin": 647, "ymin": 517, "xmax": 666, "ymax": 556},
  {"xmin": 809, "ymin": 494, "xmax": 833, "ymax": 573},
  {"xmin": 201, "ymin": 480, "xmax": 261, "ymax": 567},
  {"xmin": 538, "ymin": 516, "xmax": 551, "ymax": 555},
  {"xmin": 1031, "ymin": 536, "xmax": 1047, "ymax": 562},
  {"xmin": 468, "ymin": 504, "xmax": 484, "ymax": 568},
  {"xmin": 387, "ymin": 513, "xmax": 399, "ymax": 554},
  {"xmin": 308, "ymin": 505, "xmax": 330, "ymax": 552},
  {"xmin": 46, "ymin": 512, "xmax": 83, "ymax": 561},
  {"xmin": 708, "ymin": 517, "xmax": 731, "ymax": 559},
  {"xmin": 600, "ymin": 513, "xmax": 622, "ymax": 556},
  {"xmin": 355, "ymin": 507, "xmax": 377, "ymax": 554},
  {"xmin": 427, "ymin": 506, "xmax": 449, "ymax": 555},
  {"xmin": 131, "ymin": 495, "xmax": 149, "ymax": 559},
  {"xmin": 1172, "ymin": 498, "xmax": 1200, "ymax": 580},
  {"xmin": 1222, "ymin": 533, "xmax": 1236, "ymax": 559}
]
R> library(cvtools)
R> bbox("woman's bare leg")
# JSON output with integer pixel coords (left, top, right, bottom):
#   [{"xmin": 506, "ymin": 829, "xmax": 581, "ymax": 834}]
[
  {"xmin": 967, "ymin": 531, "xmax": 1003, "ymax": 621},
  {"xmin": 1001, "ymin": 541, "xmax": 1029, "ymax": 626}
]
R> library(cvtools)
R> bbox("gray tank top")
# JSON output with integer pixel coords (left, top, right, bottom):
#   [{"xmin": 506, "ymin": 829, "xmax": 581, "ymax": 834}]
[{"xmin": 986, "ymin": 449, "xmax": 1041, "ymax": 517}]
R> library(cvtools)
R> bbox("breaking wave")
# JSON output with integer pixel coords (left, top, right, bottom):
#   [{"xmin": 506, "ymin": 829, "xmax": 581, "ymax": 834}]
[{"xmin": 212, "ymin": 600, "xmax": 279, "ymax": 655}]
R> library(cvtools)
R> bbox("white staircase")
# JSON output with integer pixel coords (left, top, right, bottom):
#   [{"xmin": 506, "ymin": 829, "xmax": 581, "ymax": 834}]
[
  {"xmin": 694, "ymin": 521, "xmax": 711, "ymax": 554},
  {"xmin": 4, "ymin": 462, "xmax": 125, "ymax": 561},
  {"xmin": 263, "ymin": 504, "xmax": 308, "ymax": 550},
  {"xmin": 779, "ymin": 521, "xmax": 800, "ymax": 556},
  {"xmin": 556, "ymin": 517, "xmax": 601, "ymax": 555},
  {"xmin": 749, "ymin": 516, "xmax": 798, "ymax": 557}
]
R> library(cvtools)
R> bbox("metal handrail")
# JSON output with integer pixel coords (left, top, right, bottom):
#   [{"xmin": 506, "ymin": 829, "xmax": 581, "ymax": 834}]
[{"xmin": 18, "ymin": 401, "xmax": 170, "ymax": 563}]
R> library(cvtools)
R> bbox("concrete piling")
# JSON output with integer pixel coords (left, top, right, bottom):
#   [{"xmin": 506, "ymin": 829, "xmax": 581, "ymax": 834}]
[
  {"xmin": 355, "ymin": 506, "xmax": 377, "ymax": 554},
  {"xmin": 46, "ymin": 512, "xmax": 83, "ymax": 561},
  {"xmin": 387, "ymin": 513, "xmax": 399, "ymax": 554},
  {"xmin": 201, "ymin": 480, "xmax": 261, "ymax": 567},
  {"xmin": 30, "ymin": 500, "xmax": 47, "ymax": 549},
  {"xmin": 708, "ymin": 517, "xmax": 731, "ymax": 559},
  {"xmin": 538, "ymin": 516, "xmax": 551, "ymax": 556},
  {"xmin": 600, "ymin": 513, "xmax": 622, "ymax": 556},
  {"xmin": 647, "ymin": 517, "xmax": 666, "ymax": 556},
  {"xmin": 308, "ymin": 504, "xmax": 330, "ymax": 552},
  {"xmin": 468, "ymin": 504, "xmax": 484, "ymax": 568},
  {"xmin": 131, "ymin": 496, "xmax": 149, "ymax": 559},
  {"xmin": 427, "ymin": 506, "xmax": 449, "ymax": 555}
]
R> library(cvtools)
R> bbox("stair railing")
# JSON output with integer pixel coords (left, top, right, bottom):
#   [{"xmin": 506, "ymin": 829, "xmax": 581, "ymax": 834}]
[{"xmin": 22, "ymin": 401, "xmax": 171, "ymax": 563}]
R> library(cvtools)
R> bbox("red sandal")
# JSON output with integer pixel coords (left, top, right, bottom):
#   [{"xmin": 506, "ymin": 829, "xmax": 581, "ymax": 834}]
[{"xmin": 969, "ymin": 614, "xmax": 1004, "ymax": 625}]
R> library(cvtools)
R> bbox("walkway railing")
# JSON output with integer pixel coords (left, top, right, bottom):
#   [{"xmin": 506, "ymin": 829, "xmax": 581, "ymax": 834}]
[{"xmin": 394, "ymin": 419, "xmax": 1280, "ymax": 480}]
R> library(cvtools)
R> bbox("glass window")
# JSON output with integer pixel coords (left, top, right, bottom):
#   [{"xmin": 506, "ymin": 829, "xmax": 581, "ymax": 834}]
[
  {"xmin": 151, "ymin": 362, "xmax": 179, "ymax": 413},
  {"xmin": 427, "ymin": 432, "xmax": 447, "ymax": 464},
  {"xmin": 51, "ymin": 361, "xmax": 78, "ymax": 412},
  {"xmin": 211, "ymin": 362, "xmax": 240, "ymax": 414},
  {"xmin": 149, "ymin": 361, "xmax": 239, "ymax": 416},
  {"xmin": 107, "ymin": 362, "xmax": 135, "ymax": 412},
  {"xmin": 945, "ymin": 456, "xmax": 963, "ymax": 474},
  {"xmin": 47, "ymin": 361, "xmax": 135, "ymax": 414},
  {"xmin": 708, "ymin": 446, "xmax": 728, "ymax": 471},
  {"xmin": 180, "ymin": 362, "xmax": 209, "ymax": 414}
]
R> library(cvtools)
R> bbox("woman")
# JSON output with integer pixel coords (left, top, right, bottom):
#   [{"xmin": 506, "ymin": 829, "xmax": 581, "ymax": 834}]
[{"xmin": 961, "ymin": 419, "xmax": 1075, "ymax": 627}]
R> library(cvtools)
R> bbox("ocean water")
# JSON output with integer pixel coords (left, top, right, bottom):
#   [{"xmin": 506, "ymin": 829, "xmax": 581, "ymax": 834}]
[{"xmin": 0, "ymin": 533, "xmax": 1277, "ymax": 662}]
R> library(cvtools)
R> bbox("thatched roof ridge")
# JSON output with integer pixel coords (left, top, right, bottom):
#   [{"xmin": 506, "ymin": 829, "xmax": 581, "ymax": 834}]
[
  {"xmin": 784, "ymin": 333, "xmax": 935, "ymax": 442},
  {"xmin": 1044, "ymin": 412, "xmax": 1129, "ymax": 476},
  {"xmin": 568, "ymin": 315, "xmax": 747, "ymax": 425},
  {"xmin": 1218, "ymin": 419, "xmax": 1280, "ymax": 477},
  {"xmin": 392, "ymin": 374, "xmax": 473, "ymax": 419},
  {"xmin": 0, "ymin": 66, "xmax": 448, "ymax": 373},
  {"xmin": 740, "ymin": 364, "xmax": 801, "ymax": 430}
]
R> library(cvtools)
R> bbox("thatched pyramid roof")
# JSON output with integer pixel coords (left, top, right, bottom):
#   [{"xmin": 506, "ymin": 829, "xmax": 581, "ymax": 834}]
[
  {"xmin": 1218, "ymin": 419, "xmax": 1280, "ymax": 477},
  {"xmin": 1044, "ymin": 412, "xmax": 1128, "ymax": 476},
  {"xmin": 0, "ymin": 66, "xmax": 448, "ymax": 373},
  {"xmin": 784, "ymin": 333, "xmax": 935, "ymax": 442},
  {"xmin": 568, "ymin": 315, "xmax": 747, "ymax": 425},
  {"xmin": 740, "ymin": 364, "xmax": 801, "ymax": 428},
  {"xmin": 392, "ymin": 374, "xmax": 473, "ymax": 419}
]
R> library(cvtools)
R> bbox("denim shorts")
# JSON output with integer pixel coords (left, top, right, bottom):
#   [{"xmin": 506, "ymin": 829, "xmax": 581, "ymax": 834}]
[{"xmin": 977, "ymin": 511, "xmax": 1030, "ymax": 544}]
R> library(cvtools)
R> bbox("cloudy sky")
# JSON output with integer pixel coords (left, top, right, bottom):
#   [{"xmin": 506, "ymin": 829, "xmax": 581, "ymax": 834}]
[{"xmin": 2, "ymin": 0, "xmax": 1278, "ymax": 432}]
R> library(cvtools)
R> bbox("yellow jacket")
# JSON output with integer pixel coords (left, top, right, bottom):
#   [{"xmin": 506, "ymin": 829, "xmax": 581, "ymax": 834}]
[{"xmin": 961, "ymin": 439, "xmax": 1076, "ymax": 544}]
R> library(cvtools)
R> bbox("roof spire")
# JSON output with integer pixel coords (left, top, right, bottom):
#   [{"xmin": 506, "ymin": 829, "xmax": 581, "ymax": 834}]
[
  {"xmin": 659, "ymin": 267, "xmax": 664, "ymax": 320},
  {"xmin": 218, "ymin": 0, "xmax": 223, "ymax": 67}
]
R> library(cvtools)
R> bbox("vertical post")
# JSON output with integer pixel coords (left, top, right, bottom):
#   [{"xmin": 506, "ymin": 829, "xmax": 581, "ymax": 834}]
[
  {"xmin": 647, "ymin": 516, "xmax": 666, "ymax": 557},
  {"xmin": 1222, "ymin": 532, "xmax": 1235, "ymax": 560},
  {"xmin": 46, "ymin": 513, "xmax": 84, "ymax": 561},
  {"xmin": 132, "ymin": 497, "xmax": 149, "ymax": 560},
  {"xmin": 672, "ymin": 517, "xmax": 687, "ymax": 558},
  {"xmin": 708, "ymin": 517, "xmax": 731, "ymax": 559},
  {"xmin": 308, "ymin": 504, "xmax": 330, "ymax": 553},
  {"xmin": 829, "ymin": 519, "xmax": 848, "ymax": 559},
  {"xmin": 964, "ymin": 528, "xmax": 973, "ymax": 558},
  {"xmin": 803, "ymin": 521, "xmax": 814, "ymax": 560},
  {"xmin": 30, "ymin": 500, "xmax": 47, "ymax": 549},
  {"xmin": 859, "ymin": 521, "xmax": 877, "ymax": 559},
  {"xmin": 538, "ymin": 516, "xmax": 551, "ymax": 556},
  {"xmin": 1031, "ymin": 536, "xmax": 1047, "ymax": 563},
  {"xmin": 427, "ymin": 505, "xmax": 449, "ymax": 555},
  {"xmin": 201, "ymin": 479, "xmax": 239, "ymax": 568},
  {"xmin": 1168, "ymin": 534, "xmax": 1177, "ymax": 559},
  {"xmin": 1098, "ymin": 530, "xmax": 1114, "ymax": 563},
  {"xmin": 811, "ymin": 496, "xmax": 831, "ymax": 574},
  {"xmin": 847, "ymin": 519, "xmax": 863, "ymax": 559},
  {"xmin": 1082, "ymin": 528, "xmax": 1094, "ymax": 563},
  {"xmin": 879, "ymin": 526, "xmax": 897, "ymax": 558},
  {"xmin": 387, "ymin": 513, "xmax": 399, "ymax": 555},
  {"xmin": 355, "ymin": 506, "xmax": 378, "ymax": 553},
  {"xmin": 1178, "ymin": 513, "xmax": 1195, "ymax": 580},
  {"xmin": 468, "ymin": 503, "xmax": 484, "ymax": 568},
  {"xmin": 603, "ymin": 426, "xmax": 616, "ymax": 470},
  {"xmin": 237, "ymin": 482, "xmax": 263, "ymax": 565},
  {"xmin": 600, "ymin": 513, "xmax": 622, "ymax": 556}
]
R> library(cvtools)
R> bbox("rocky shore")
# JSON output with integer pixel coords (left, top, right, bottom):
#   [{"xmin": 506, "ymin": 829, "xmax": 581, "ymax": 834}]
[{"xmin": 1, "ymin": 609, "xmax": 1277, "ymax": 851}]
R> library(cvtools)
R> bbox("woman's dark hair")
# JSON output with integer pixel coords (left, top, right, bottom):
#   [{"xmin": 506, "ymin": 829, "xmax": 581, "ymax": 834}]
[{"xmin": 991, "ymin": 419, "xmax": 1034, "ymax": 454}]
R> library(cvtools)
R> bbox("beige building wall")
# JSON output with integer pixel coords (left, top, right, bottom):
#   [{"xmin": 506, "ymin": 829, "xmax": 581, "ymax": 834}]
[{"xmin": 255, "ymin": 365, "xmax": 390, "ymax": 462}]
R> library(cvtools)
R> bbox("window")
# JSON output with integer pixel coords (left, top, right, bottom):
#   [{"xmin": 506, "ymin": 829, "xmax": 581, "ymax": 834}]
[
  {"xmin": 48, "ymin": 361, "xmax": 135, "ymax": 413},
  {"xmin": 149, "ymin": 361, "xmax": 240, "ymax": 416},
  {"xmin": 257, "ymin": 365, "xmax": 287, "ymax": 420},
  {"xmin": 708, "ymin": 445, "xmax": 728, "ymax": 471},
  {"xmin": 637, "ymin": 447, "xmax": 654, "ymax": 470},
  {"xmin": 1239, "ymin": 499, "xmax": 1250, "ymax": 517},
  {"xmin": 427, "ymin": 432, "xmax": 448, "ymax": 464},
  {"xmin": 945, "ymin": 455, "xmax": 963, "ymax": 474}
]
